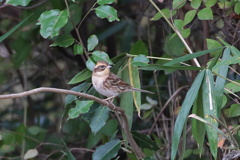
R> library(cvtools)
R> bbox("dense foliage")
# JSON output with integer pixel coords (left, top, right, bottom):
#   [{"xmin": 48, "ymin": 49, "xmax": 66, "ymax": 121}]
[{"xmin": 0, "ymin": 0, "xmax": 240, "ymax": 159}]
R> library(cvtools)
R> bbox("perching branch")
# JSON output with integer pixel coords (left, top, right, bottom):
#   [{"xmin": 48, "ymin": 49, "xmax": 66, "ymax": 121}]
[{"xmin": 0, "ymin": 87, "xmax": 145, "ymax": 159}]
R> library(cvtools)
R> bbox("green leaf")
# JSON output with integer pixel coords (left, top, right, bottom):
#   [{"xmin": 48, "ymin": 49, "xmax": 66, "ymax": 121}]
[
  {"xmin": 129, "ymin": 62, "xmax": 141, "ymax": 117},
  {"xmin": 202, "ymin": 69, "xmax": 218, "ymax": 159},
  {"xmin": 213, "ymin": 56, "xmax": 240, "ymax": 69},
  {"xmin": 228, "ymin": 104, "xmax": 240, "ymax": 117},
  {"xmin": 95, "ymin": 5, "xmax": 119, "ymax": 22},
  {"xmin": 230, "ymin": 46, "xmax": 240, "ymax": 57},
  {"xmin": 204, "ymin": 0, "xmax": 217, "ymax": 7},
  {"xmin": 37, "ymin": 9, "xmax": 69, "ymax": 38},
  {"xmin": 140, "ymin": 64, "xmax": 203, "ymax": 71},
  {"xmin": 181, "ymin": 28, "xmax": 191, "ymax": 38},
  {"xmin": 172, "ymin": 0, "xmax": 186, "ymax": 9},
  {"xmin": 171, "ymin": 71, "xmax": 205, "ymax": 160},
  {"xmin": 0, "ymin": 14, "xmax": 33, "ymax": 43},
  {"xmin": 87, "ymin": 35, "xmax": 99, "ymax": 51},
  {"xmin": 131, "ymin": 55, "xmax": 149, "ymax": 66},
  {"xmin": 68, "ymin": 69, "xmax": 92, "ymax": 84},
  {"xmin": 129, "ymin": 40, "xmax": 148, "ymax": 55},
  {"xmin": 92, "ymin": 139, "xmax": 121, "ymax": 160},
  {"xmin": 65, "ymin": 83, "xmax": 92, "ymax": 104},
  {"xmin": 224, "ymin": 81, "xmax": 240, "ymax": 93},
  {"xmin": 97, "ymin": 0, "xmax": 115, "ymax": 5},
  {"xmin": 151, "ymin": 9, "xmax": 177, "ymax": 21},
  {"xmin": 73, "ymin": 44, "xmax": 84, "ymax": 55},
  {"xmin": 50, "ymin": 34, "xmax": 74, "ymax": 47},
  {"xmin": 86, "ymin": 58, "xmax": 95, "ymax": 71},
  {"xmin": 234, "ymin": 2, "xmax": 240, "ymax": 15},
  {"xmin": 192, "ymin": 89, "xmax": 205, "ymax": 155},
  {"xmin": 90, "ymin": 106, "xmax": 110, "ymax": 134},
  {"xmin": 92, "ymin": 51, "xmax": 113, "ymax": 64},
  {"xmin": 6, "ymin": 0, "xmax": 31, "ymax": 6},
  {"xmin": 191, "ymin": 0, "xmax": 201, "ymax": 9},
  {"xmin": 120, "ymin": 59, "xmax": 133, "ymax": 128},
  {"xmin": 197, "ymin": 8, "xmax": 213, "ymax": 20},
  {"xmin": 132, "ymin": 131, "xmax": 159, "ymax": 151},
  {"xmin": 206, "ymin": 39, "xmax": 222, "ymax": 57},
  {"xmin": 68, "ymin": 100, "xmax": 94, "ymax": 119},
  {"xmin": 214, "ymin": 48, "xmax": 230, "ymax": 113},
  {"xmin": 164, "ymin": 47, "xmax": 224, "ymax": 66},
  {"xmin": 163, "ymin": 33, "xmax": 185, "ymax": 57},
  {"xmin": 174, "ymin": 19, "xmax": 184, "ymax": 30},
  {"xmin": 184, "ymin": 10, "xmax": 197, "ymax": 26}
]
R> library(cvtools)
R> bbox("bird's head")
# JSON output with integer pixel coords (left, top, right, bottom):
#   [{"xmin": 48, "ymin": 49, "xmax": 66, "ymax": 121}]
[{"xmin": 92, "ymin": 61, "xmax": 112, "ymax": 77}]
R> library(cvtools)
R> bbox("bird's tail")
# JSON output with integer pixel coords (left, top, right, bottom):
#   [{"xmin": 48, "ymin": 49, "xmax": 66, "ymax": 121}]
[{"xmin": 131, "ymin": 88, "xmax": 154, "ymax": 94}]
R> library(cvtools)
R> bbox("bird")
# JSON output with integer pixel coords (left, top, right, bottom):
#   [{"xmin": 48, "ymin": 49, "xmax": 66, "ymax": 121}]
[{"xmin": 92, "ymin": 60, "xmax": 154, "ymax": 101}]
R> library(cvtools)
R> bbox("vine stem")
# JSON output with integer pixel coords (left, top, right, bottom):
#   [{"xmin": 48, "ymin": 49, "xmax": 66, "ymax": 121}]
[
  {"xmin": 148, "ymin": 0, "xmax": 201, "ymax": 67},
  {"xmin": 0, "ymin": 87, "xmax": 145, "ymax": 159}
]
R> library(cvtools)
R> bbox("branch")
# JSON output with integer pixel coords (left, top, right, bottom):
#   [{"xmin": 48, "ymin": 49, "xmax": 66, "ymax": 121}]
[{"xmin": 0, "ymin": 87, "xmax": 145, "ymax": 159}]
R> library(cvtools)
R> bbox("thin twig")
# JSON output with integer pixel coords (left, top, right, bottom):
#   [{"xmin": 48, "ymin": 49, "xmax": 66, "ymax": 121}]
[
  {"xmin": 148, "ymin": 85, "xmax": 189, "ymax": 135},
  {"xmin": 0, "ymin": 87, "xmax": 145, "ymax": 159}
]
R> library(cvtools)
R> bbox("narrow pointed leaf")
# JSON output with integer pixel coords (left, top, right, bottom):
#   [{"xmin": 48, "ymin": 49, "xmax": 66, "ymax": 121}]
[
  {"xmin": 68, "ymin": 69, "xmax": 92, "ymax": 84},
  {"xmin": 92, "ymin": 139, "xmax": 121, "ymax": 160},
  {"xmin": 214, "ymin": 48, "xmax": 230, "ymax": 113},
  {"xmin": 202, "ymin": 69, "xmax": 218, "ymax": 159},
  {"xmin": 0, "ymin": 14, "xmax": 33, "ymax": 42},
  {"xmin": 171, "ymin": 70, "xmax": 205, "ymax": 160},
  {"xmin": 132, "ymin": 131, "xmax": 159, "ymax": 151},
  {"xmin": 192, "ymin": 89, "xmax": 205, "ymax": 155},
  {"xmin": 90, "ymin": 106, "xmax": 110, "ymax": 134},
  {"xmin": 120, "ymin": 59, "xmax": 133, "ymax": 128},
  {"xmin": 164, "ymin": 47, "xmax": 224, "ymax": 66},
  {"xmin": 129, "ymin": 59, "xmax": 141, "ymax": 117},
  {"xmin": 213, "ymin": 56, "xmax": 240, "ymax": 69},
  {"xmin": 140, "ymin": 64, "xmax": 203, "ymax": 71}
]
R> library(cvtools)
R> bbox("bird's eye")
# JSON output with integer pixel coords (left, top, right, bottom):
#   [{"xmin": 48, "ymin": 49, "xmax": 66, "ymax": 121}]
[{"xmin": 100, "ymin": 65, "xmax": 105, "ymax": 69}]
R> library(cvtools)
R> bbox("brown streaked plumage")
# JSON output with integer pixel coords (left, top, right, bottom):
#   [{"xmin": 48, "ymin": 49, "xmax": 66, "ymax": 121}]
[{"xmin": 92, "ymin": 61, "xmax": 154, "ymax": 99}]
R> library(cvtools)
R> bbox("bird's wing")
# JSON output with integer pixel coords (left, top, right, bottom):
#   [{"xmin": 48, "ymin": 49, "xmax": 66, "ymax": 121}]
[{"xmin": 107, "ymin": 72, "xmax": 132, "ymax": 91}]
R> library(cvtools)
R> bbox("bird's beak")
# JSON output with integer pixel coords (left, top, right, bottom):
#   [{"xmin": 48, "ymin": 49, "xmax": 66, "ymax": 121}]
[{"xmin": 107, "ymin": 64, "xmax": 112, "ymax": 69}]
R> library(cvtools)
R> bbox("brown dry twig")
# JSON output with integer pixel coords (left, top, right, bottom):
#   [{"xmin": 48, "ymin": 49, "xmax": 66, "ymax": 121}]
[{"xmin": 0, "ymin": 87, "xmax": 145, "ymax": 159}]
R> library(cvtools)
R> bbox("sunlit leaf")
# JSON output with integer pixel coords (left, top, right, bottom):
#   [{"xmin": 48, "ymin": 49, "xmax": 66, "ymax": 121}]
[
  {"xmin": 184, "ymin": 10, "xmax": 197, "ymax": 25},
  {"xmin": 6, "ymin": 0, "xmax": 31, "ymax": 6},
  {"xmin": 204, "ymin": 0, "xmax": 217, "ymax": 7},
  {"xmin": 92, "ymin": 139, "xmax": 121, "ymax": 160},
  {"xmin": 92, "ymin": 51, "xmax": 113, "ymax": 64},
  {"xmin": 197, "ymin": 8, "xmax": 213, "ymax": 20},
  {"xmin": 37, "ymin": 9, "xmax": 68, "ymax": 38},
  {"xmin": 172, "ymin": 0, "xmax": 186, "ymax": 9},
  {"xmin": 235, "ymin": 2, "xmax": 240, "ymax": 15},
  {"xmin": 95, "ymin": 5, "xmax": 119, "ymax": 22},
  {"xmin": 87, "ymin": 35, "xmax": 99, "ymax": 51},
  {"xmin": 68, "ymin": 100, "xmax": 94, "ymax": 119},
  {"xmin": 132, "ymin": 55, "xmax": 149, "ymax": 66}
]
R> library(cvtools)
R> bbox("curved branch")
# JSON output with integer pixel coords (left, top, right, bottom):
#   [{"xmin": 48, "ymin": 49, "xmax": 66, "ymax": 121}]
[{"xmin": 0, "ymin": 87, "xmax": 145, "ymax": 159}]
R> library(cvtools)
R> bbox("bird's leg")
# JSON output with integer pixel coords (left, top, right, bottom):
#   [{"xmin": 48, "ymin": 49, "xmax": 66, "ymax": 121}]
[{"xmin": 104, "ymin": 96, "xmax": 116, "ymax": 109}]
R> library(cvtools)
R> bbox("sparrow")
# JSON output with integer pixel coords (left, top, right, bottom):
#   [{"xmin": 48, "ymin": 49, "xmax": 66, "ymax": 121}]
[{"xmin": 92, "ymin": 61, "xmax": 154, "ymax": 101}]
